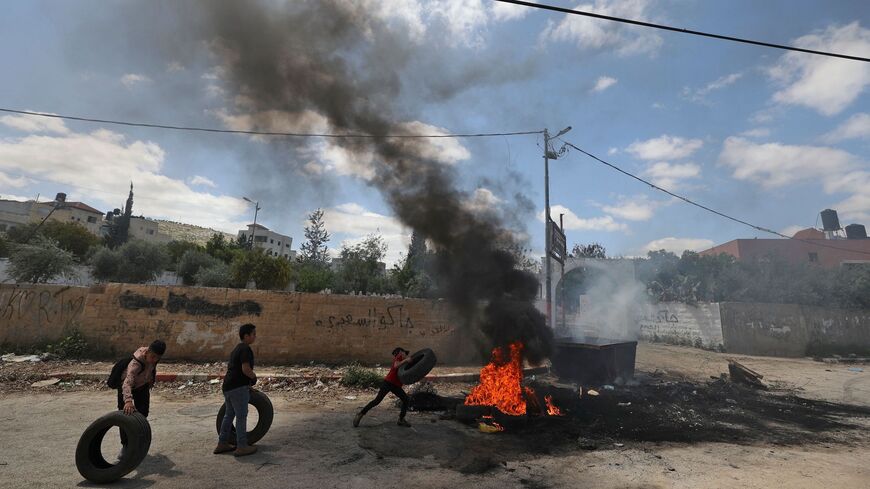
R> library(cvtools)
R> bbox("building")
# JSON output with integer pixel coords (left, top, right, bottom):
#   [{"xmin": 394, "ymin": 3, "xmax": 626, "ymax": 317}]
[
  {"xmin": 128, "ymin": 216, "xmax": 171, "ymax": 244},
  {"xmin": 0, "ymin": 193, "xmax": 104, "ymax": 236},
  {"xmin": 701, "ymin": 211, "xmax": 870, "ymax": 269},
  {"xmin": 237, "ymin": 224, "xmax": 296, "ymax": 259}
]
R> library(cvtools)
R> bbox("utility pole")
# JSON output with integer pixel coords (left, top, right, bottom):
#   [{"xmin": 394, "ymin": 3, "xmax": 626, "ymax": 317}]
[
  {"xmin": 243, "ymin": 197, "xmax": 261, "ymax": 250},
  {"xmin": 543, "ymin": 126, "xmax": 572, "ymax": 330}
]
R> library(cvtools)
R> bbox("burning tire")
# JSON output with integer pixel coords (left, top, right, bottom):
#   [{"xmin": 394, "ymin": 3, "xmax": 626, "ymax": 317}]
[
  {"xmin": 398, "ymin": 348, "xmax": 437, "ymax": 385},
  {"xmin": 215, "ymin": 389, "xmax": 274, "ymax": 445},
  {"xmin": 75, "ymin": 411, "xmax": 150, "ymax": 484}
]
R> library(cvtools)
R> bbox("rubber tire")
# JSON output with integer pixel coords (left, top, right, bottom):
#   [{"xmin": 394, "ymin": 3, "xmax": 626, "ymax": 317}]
[
  {"xmin": 398, "ymin": 348, "xmax": 437, "ymax": 385},
  {"xmin": 75, "ymin": 411, "xmax": 150, "ymax": 484},
  {"xmin": 215, "ymin": 389, "xmax": 274, "ymax": 445}
]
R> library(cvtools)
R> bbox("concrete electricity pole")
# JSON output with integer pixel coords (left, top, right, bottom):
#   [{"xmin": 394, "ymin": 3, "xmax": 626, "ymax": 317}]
[
  {"xmin": 543, "ymin": 126, "xmax": 572, "ymax": 329},
  {"xmin": 242, "ymin": 197, "xmax": 261, "ymax": 249}
]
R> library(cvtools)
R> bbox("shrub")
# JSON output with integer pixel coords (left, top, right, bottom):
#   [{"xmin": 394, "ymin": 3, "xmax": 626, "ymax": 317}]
[
  {"xmin": 230, "ymin": 249, "xmax": 292, "ymax": 290},
  {"xmin": 195, "ymin": 262, "xmax": 232, "ymax": 287},
  {"xmin": 340, "ymin": 363, "xmax": 383, "ymax": 388},
  {"xmin": 178, "ymin": 250, "xmax": 221, "ymax": 285},
  {"xmin": 7, "ymin": 236, "xmax": 76, "ymax": 283},
  {"xmin": 89, "ymin": 240, "xmax": 169, "ymax": 283},
  {"xmin": 46, "ymin": 330, "xmax": 88, "ymax": 359},
  {"xmin": 90, "ymin": 247, "xmax": 123, "ymax": 282}
]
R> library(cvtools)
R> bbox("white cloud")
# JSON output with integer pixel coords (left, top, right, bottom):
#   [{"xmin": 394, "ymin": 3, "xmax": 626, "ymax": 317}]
[
  {"xmin": 166, "ymin": 61, "xmax": 185, "ymax": 73},
  {"xmin": 120, "ymin": 73, "xmax": 152, "ymax": 88},
  {"xmin": 0, "ymin": 111, "xmax": 69, "ymax": 135},
  {"xmin": 739, "ymin": 128, "xmax": 771, "ymax": 138},
  {"xmin": 600, "ymin": 195, "xmax": 663, "ymax": 221},
  {"xmin": 591, "ymin": 76, "xmax": 618, "ymax": 93},
  {"xmin": 641, "ymin": 237, "xmax": 714, "ymax": 254},
  {"xmin": 0, "ymin": 129, "xmax": 249, "ymax": 232},
  {"xmin": 627, "ymin": 135, "xmax": 703, "ymax": 160},
  {"xmin": 642, "ymin": 161, "xmax": 701, "ymax": 190},
  {"xmin": 189, "ymin": 175, "xmax": 217, "ymax": 188},
  {"xmin": 539, "ymin": 204, "xmax": 627, "ymax": 232},
  {"xmin": 541, "ymin": 0, "xmax": 663, "ymax": 56},
  {"xmin": 492, "ymin": 0, "xmax": 535, "ymax": 21},
  {"xmin": 466, "ymin": 187, "xmax": 502, "ymax": 213},
  {"xmin": 683, "ymin": 72, "xmax": 742, "ymax": 103},
  {"xmin": 0, "ymin": 171, "xmax": 32, "ymax": 189},
  {"xmin": 718, "ymin": 137, "xmax": 859, "ymax": 188},
  {"xmin": 321, "ymin": 202, "xmax": 410, "ymax": 266},
  {"xmin": 822, "ymin": 113, "xmax": 870, "ymax": 143},
  {"xmin": 768, "ymin": 22, "xmax": 870, "ymax": 116},
  {"xmin": 651, "ymin": 102, "xmax": 665, "ymax": 109},
  {"xmin": 780, "ymin": 225, "xmax": 808, "ymax": 237},
  {"xmin": 608, "ymin": 147, "xmax": 619, "ymax": 155}
]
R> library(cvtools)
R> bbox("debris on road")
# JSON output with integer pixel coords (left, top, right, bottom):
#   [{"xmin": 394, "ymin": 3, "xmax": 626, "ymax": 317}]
[
  {"xmin": 728, "ymin": 360, "xmax": 767, "ymax": 390},
  {"xmin": 31, "ymin": 378, "xmax": 60, "ymax": 388},
  {"xmin": 1, "ymin": 354, "xmax": 43, "ymax": 363},
  {"xmin": 587, "ymin": 389, "xmax": 599, "ymax": 396}
]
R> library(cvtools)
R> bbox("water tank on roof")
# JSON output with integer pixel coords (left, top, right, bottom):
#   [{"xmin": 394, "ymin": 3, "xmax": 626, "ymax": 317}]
[
  {"xmin": 54, "ymin": 192, "xmax": 67, "ymax": 203},
  {"xmin": 820, "ymin": 209, "xmax": 841, "ymax": 231},
  {"xmin": 845, "ymin": 224, "xmax": 867, "ymax": 239}
]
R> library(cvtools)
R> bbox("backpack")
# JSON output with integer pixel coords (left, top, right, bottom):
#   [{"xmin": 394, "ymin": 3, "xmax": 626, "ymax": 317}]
[{"xmin": 107, "ymin": 356, "xmax": 145, "ymax": 389}]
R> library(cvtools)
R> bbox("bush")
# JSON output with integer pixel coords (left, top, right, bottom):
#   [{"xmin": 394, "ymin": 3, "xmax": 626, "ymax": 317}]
[
  {"xmin": 195, "ymin": 262, "xmax": 231, "ymax": 287},
  {"xmin": 295, "ymin": 261, "xmax": 334, "ymax": 293},
  {"xmin": 177, "ymin": 250, "xmax": 221, "ymax": 285},
  {"xmin": 46, "ymin": 330, "xmax": 88, "ymax": 359},
  {"xmin": 340, "ymin": 363, "xmax": 383, "ymax": 388},
  {"xmin": 6, "ymin": 221, "xmax": 100, "ymax": 260},
  {"xmin": 89, "ymin": 240, "xmax": 169, "ymax": 284},
  {"xmin": 230, "ymin": 249, "xmax": 292, "ymax": 290},
  {"xmin": 7, "ymin": 236, "xmax": 76, "ymax": 283},
  {"xmin": 166, "ymin": 240, "xmax": 203, "ymax": 270}
]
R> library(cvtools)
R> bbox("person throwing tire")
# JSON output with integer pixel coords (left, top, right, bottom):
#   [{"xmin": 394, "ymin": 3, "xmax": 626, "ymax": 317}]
[
  {"xmin": 354, "ymin": 347, "xmax": 412, "ymax": 428},
  {"xmin": 214, "ymin": 323, "xmax": 258, "ymax": 457}
]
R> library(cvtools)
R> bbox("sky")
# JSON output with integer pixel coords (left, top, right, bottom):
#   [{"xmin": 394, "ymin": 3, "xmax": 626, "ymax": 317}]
[{"xmin": 0, "ymin": 0, "xmax": 867, "ymax": 265}]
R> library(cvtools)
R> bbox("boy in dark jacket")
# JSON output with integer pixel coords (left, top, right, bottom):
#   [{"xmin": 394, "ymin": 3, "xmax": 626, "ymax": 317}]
[
  {"xmin": 353, "ymin": 347, "xmax": 412, "ymax": 428},
  {"xmin": 214, "ymin": 324, "xmax": 258, "ymax": 457}
]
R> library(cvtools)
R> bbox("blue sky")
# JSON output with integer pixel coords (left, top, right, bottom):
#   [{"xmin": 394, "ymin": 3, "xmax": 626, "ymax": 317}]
[{"xmin": 0, "ymin": 1, "xmax": 867, "ymax": 264}]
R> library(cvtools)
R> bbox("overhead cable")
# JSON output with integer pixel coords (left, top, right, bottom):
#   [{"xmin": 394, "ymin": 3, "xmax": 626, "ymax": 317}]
[
  {"xmin": 560, "ymin": 139, "xmax": 870, "ymax": 258},
  {"xmin": 0, "ymin": 108, "xmax": 542, "ymax": 139},
  {"xmin": 494, "ymin": 0, "xmax": 870, "ymax": 62}
]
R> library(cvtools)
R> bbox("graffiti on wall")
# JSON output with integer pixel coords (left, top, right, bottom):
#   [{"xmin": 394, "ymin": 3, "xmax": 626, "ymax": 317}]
[
  {"xmin": 0, "ymin": 286, "xmax": 86, "ymax": 328},
  {"xmin": 313, "ymin": 304, "xmax": 454, "ymax": 336}
]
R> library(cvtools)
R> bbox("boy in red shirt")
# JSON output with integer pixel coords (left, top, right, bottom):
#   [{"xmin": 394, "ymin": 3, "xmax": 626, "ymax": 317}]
[{"xmin": 353, "ymin": 347, "xmax": 412, "ymax": 428}]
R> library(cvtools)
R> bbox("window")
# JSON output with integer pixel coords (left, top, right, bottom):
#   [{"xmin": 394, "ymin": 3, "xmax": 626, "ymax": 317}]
[
  {"xmin": 147, "ymin": 229, "xmax": 155, "ymax": 235},
  {"xmin": 278, "ymin": 241, "xmax": 281, "ymax": 246},
  {"xmin": 286, "ymin": 243, "xmax": 290, "ymax": 248},
  {"xmin": 70, "ymin": 216, "xmax": 75, "ymax": 220},
  {"xmin": 270, "ymin": 239, "xmax": 274, "ymax": 244},
  {"xmin": 0, "ymin": 224, "xmax": 6, "ymax": 232},
  {"xmin": 808, "ymin": 252, "xmax": 819, "ymax": 263},
  {"xmin": 87, "ymin": 216, "xmax": 97, "ymax": 223},
  {"xmin": 254, "ymin": 235, "xmax": 267, "ymax": 243}
]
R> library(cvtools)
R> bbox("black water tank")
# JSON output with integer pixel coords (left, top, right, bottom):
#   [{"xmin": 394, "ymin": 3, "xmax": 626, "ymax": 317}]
[
  {"xmin": 845, "ymin": 224, "xmax": 867, "ymax": 239},
  {"xmin": 820, "ymin": 209, "xmax": 841, "ymax": 231},
  {"xmin": 54, "ymin": 192, "xmax": 67, "ymax": 203}
]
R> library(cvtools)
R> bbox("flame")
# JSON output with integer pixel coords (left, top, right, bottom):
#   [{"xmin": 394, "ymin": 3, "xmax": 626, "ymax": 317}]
[
  {"xmin": 544, "ymin": 395, "xmax": 563, "ymax": 416},
  {"xmin": 479, "ymin": 415, "xmax": 505, "ymax": 432},
  {"xmin": 464, "ymin": 342, "xmax": 527, "ymax": 415}
]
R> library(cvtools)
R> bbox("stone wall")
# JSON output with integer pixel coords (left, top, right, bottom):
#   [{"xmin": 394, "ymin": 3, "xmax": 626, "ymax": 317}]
[
  {"xmin": 0, "ymin": 283, "xmax": 482, "ymax": 364},
  {"xmin": 636, "ymin": 302, "xmax": 723, "ymax": 350}
]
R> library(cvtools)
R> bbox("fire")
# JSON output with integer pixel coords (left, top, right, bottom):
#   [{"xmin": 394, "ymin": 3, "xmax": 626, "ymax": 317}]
[
  {"xmin": 464, "ymin": 342, "xmax": 527, "ymax": 415},
  {"xmin": 544, "ymin": 395, "xmax": 563, "ymax": 416},
  {"xmin": 479, "ymin": 415, "xmax": 505, "ymax": 432}
]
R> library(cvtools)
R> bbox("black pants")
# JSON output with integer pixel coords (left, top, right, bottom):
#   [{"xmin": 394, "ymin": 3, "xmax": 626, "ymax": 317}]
[
  {"xmin": 116, "ymin": 386, "xmax": 150, "ymax": 446},
  {"xmin": 361, "ymin": 381, "xmax": 409, "ymax": 419}
]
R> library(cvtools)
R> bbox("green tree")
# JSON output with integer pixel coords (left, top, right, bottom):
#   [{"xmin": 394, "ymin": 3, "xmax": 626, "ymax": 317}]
[
  {"xmin": 335, "ymin": 234, "xmax": 387, "ymax": 294},
  {"xmin": 90, "ymin": 247, "xmax": 123, "ymax": 282},
  {"xmin": 6, "ymin": 221, "xmax": 100, "ymax": 260},
  {"xmin": 177, "ymin": 250, "xmax": 221, "ymax": 285},
  {"xmin": 205, "ymin": 233, "xmax": 243, "ymax": 264},
  {"xmin": 571, "ymin": 243, "xmax": 607, "ymax": 259},
  {"xmin": 299, "ymin": 209, "xmax": 330, "ymax": 264},
  {"xmin": 0, "ymin": 235, "xmax": 9, "ymax": 258},
  {"xmin": 195, "ymin": 262, "xmax": 232, "ymax": 288},
  {"xmin": 7, "ymin": 236, "xmax": 76, "ymax": 283},
  {"xmin": 90, "ymin": 240, "xmax": 169, "ymax": 284},
  {"xmin": 230, "ymin": 249, "xmax": 292, "ymax": 290},
  {"xmin": 295, "ymin": 260, "xmax": 335, "ymax": 293},
  {"xmin": 166, "ymin": 240, "xmax": 203, "ymax": 270},
  {"xmin": 392, "ymin": 230, "xmax": 433, "ymax": 297}
]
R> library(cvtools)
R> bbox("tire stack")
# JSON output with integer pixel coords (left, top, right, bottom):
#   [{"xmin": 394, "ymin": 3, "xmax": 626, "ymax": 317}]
[
  {"xmin": 75, "ymin": 411, "xmax": 151, "ymax": 484},
  {"xmin": 214, "ymin": 389, "xmax": 274, "ymax": 445}
]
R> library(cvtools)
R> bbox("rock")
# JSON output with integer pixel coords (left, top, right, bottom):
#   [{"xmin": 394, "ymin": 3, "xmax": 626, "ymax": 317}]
[
  {"xmin": 209, "ymin": 379, "xmax": 221, "ymax": 384},
  {"xmin": 32, "ymin": 378, "xmax": 61, "ymax": 388}
]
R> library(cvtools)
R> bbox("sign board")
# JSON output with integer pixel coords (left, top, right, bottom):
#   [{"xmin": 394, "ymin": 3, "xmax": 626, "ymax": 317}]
[{"xmin": 549, "ymin": 218, "xmax": 566, "ymax": 264}]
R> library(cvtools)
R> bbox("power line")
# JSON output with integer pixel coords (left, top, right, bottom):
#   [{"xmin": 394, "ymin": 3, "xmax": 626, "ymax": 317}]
[
  {"xmin": 494, "ymin": 0, "xmax": 870, "ymax": 62},
  {"xmin": 0, "ymin": 108, "xmax": 542, "ymax": 139},
  {"xmin": 560, "ymin": 139, "xmax": 870, "ymax": 258}
]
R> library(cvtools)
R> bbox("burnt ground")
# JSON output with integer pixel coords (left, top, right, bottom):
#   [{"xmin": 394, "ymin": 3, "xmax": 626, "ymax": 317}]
[{"xmin": 358, "ymin": 373, "xmax": 870, "ymax": 474}]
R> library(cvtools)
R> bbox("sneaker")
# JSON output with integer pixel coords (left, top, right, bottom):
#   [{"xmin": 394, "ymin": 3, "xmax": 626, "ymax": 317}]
[
  {"xmin": 353, "ymin": 413, "xmax": 363, "ymax": 428},
  {"xmin": 234, "ymin": 445, "xmax": 258, "ymax": 457},
  {"xmin": 213, "ymin": 443, "xmax": 236, "ymax": 454},
  {"xmin": 397, "ymin": 418, "xmax": 411, "ymax": 427}
]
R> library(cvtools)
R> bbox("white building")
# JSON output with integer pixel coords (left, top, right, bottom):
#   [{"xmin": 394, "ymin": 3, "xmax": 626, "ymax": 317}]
[
  {"xmin": 0, "ymin": 194, "xmax": 104, "ymax": 236},
  {"xmin": 237, "ymin": 224, "xmax": 296, "ymax": 259}
]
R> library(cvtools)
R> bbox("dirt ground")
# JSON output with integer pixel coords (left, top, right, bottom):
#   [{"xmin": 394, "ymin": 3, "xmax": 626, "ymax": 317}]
[{"xmin": 1, "ymin": 343, "xmax": 868, "ymax": 488}]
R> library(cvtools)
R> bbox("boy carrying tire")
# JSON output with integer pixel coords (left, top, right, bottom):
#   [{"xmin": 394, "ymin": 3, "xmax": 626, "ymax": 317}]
[
  {"xmin": 353, "ymin": 347, "xmax": 412, "ymax": 428},
  {"xmin": 214, "ymin": 323, "xmax": 258, "ymax": 457}
]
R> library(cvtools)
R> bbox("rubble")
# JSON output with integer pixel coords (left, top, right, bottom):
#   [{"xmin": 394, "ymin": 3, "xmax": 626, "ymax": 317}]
[{"xmin": 728, "ymin": 360, "xmax": 767, "ymax": 390}]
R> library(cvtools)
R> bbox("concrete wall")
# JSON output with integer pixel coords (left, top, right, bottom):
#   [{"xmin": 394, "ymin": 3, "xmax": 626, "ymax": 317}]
[
  {"xmin": 720, "ymin": 302, "xmax": 870, "ymax": 357},
  {"xmin": 636, "ymin": 302, "xmax": 723, "ymax": 350},
  {"xmin": 0, "ymin": 283, "xmax": 481, "ymax": 365}
]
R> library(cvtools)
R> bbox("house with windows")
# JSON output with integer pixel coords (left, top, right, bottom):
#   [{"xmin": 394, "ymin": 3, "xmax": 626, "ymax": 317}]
[{"xmin": 237, "ymin": 223, "xmax": 296, "ymax": 259}]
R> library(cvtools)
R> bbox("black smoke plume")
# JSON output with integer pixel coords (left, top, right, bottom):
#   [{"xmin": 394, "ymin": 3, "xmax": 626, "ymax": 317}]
[{"xmin": 199, "ymin": 1, "xmax": 552, "ymax": 363}]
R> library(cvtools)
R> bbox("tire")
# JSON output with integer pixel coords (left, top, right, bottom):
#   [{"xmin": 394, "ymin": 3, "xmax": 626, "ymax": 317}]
[
  {"xmin": 215, "ymin": 389, "xmax": 274, "ymax": 445},
  {"xmin": 75, "ymin": 411, "xmax": 150, "ymax": 484},
  {"xmin": 398, "ymin": 348, "xmax": 437, "ymax": 385}
]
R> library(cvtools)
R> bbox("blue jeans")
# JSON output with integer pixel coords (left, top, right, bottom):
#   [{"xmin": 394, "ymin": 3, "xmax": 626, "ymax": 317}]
[{"xmin": 218, "ymin": 386, "xmax": 250, "ymax": 448}]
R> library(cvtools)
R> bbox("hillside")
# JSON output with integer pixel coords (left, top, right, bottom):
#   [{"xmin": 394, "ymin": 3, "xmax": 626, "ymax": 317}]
[{"xmin": 155, "ymin": 219, "xmax": 236, "ymax": 245}]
